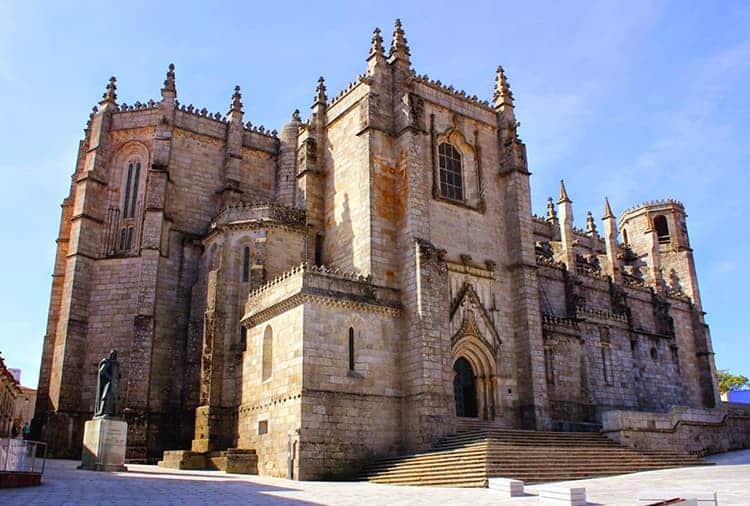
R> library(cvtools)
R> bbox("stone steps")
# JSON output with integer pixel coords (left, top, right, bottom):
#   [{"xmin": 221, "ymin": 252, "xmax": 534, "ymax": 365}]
[
  {"xmin": 356, "ymin": 427, "xmax": 709, "ymax": 487},
  {"xmin": 158, "ymin": 448, "xmax": 257, "ymax": 474}
]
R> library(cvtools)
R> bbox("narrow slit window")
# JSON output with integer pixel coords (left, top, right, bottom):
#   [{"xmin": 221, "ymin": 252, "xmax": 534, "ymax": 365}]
[
  {"xmin": 348, "ymin": 327, "xmax": 355, "ymax": 371},
  {"xmin": 242, "ymin": 246, "xmax": 250, "ymax": 282},
  {"xmin": 262, "ymin": 326, "xmax": 273, "ymax": 381},
  {"xmin": 123, "ymin": 162, "xmax": 133, "ymax": 218},
  {"xmin": 128, "ymin": 162, "xmax": 141, "ymax": 218},
  {"xmin": 240, "ymin": 325, "xmax": 247, "ymax": 349},
  {"xmin": 314, "ymin": 233, "xmax": 323, "ymax": 267}
]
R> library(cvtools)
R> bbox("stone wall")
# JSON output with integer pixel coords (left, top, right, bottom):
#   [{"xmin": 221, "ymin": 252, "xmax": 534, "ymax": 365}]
[
  {"xmin": 298, "ymin": 300, "xmax": 402, "ymax": 479},
  {"xmin": 602, "ymin": 403, "xmax": 750, "ymax": 455},
  {"xmin": 238, "ymin": 305, "xmax": 304, "ymax": 478}
]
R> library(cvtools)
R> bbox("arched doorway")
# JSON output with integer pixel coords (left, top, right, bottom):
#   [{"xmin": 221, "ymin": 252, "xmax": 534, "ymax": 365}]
[{"xmin": 453, "ymin": 357, "xmax": 478, "ymax": 418}]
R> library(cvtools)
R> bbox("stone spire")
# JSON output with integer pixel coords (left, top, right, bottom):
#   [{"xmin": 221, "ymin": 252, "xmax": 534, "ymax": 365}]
[
  {"xmin": 313, "ymin": 76, "xmax": 327, "ymax": 107},
  {"xmin": 369, "ymin": 27, "xmax": 385, "ymax": 58},
  {"xmin": 161, "ymin": 63, "xmax": 176, "ymax": 96},
  {"xmin": 546, "ymin": 197, "xmax": 558, "ymax": 224},
  {"xmin": 389, "ymin": 19, "xmax": 411, "ymax": 64},
  {"xmin": 558, "ymin": 179, "xmax": 572, "ymax": 204},
  {"xmin": 493, "ymin": 66, "xmax": 514, "ymax": 111},
  {"xmin": 229, "ymin": 85, "xmax": 243, "ymax": 114},
  {"xmin": 602, "ymin": 197, "xmax": 620, "ymax": 281},
  {"xmin": 99, "ymin": 76, "xmax": 117, "ymax": 107},
  {"xmin": 586, "ymin": 211, "xmax": 597, "ymax": 236},
  {"xmin": 557, "ymin": 180, "xmax": 575, "ymax": 270}
]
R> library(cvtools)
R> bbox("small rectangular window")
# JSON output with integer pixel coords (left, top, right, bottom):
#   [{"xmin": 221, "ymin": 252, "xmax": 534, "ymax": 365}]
[
  {"xmin": 242, "ymin": 246, "xmax": 250, "ymax": 282},
  {"xmin": 348, "ymin": 327, "xmax": 355, "ymax": 371},
  {"xmin": 314, "ymin": 233, "xmax": 323, "ymax": 266},
  {"xmin": 258, "ymin": 420, "xmax": 268, "ymax": 435}
]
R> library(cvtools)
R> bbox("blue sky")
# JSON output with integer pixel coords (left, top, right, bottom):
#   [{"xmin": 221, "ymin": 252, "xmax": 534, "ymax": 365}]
[{"xmin": 1, "ymin": 1, "xmax": 748, "ymax": 388}]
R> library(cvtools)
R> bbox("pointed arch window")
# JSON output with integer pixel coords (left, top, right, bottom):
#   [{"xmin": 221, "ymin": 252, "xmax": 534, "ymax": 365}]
[
  {"xmin": 122, "ymin": 161, "xmax": 141, "ymax": 219},
  {"xmin": 438, "ymin": 142, "xmax": 463, "ymax": 201}
]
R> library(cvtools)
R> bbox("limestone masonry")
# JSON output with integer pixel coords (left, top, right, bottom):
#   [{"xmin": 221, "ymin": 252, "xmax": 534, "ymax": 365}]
[{"xmin": 34, "ymin": 21, "xmax": 731, "ymax": 479}]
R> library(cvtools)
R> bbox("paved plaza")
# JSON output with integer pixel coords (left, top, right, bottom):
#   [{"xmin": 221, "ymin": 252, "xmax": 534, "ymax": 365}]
[{"xmin": 2, "ymin": 450, "xmax": 749, "ymax": 505}]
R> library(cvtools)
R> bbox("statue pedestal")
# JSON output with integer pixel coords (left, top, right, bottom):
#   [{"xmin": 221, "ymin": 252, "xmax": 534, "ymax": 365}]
[{"xmin": 80, "ymin": 417, "xmax": 128, "ymax": 472}]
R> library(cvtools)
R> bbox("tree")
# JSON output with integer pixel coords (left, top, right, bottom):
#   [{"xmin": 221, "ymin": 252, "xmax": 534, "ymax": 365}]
[{"xmin": 717, "ymin": 369, "xmax": 749, "ymax": 395}]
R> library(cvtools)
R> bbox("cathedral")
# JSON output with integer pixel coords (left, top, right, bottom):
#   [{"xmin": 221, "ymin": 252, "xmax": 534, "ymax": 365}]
[{"xmin": 34, "ymin": 20, "xmax": 722, "ymax": 479}]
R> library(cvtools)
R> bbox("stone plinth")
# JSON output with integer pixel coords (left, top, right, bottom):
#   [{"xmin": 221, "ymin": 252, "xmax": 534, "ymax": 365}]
[
  {"xmin": 80, "ymin": 417, "xmax": 128, "ymax": 472},
  {"xmin": 538, "ymin": 485, "xmax": 586, "ymax": 506},
  {"xmin": 488, "ymin": 477, "xmax": 524, "ymax": 497}
]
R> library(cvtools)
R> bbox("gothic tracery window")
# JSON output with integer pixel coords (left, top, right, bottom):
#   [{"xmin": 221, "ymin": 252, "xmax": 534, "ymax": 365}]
[
  {"xmin": 118, "ymin": 159, "xmax": 143, "ymax": 252},
  {"xmin": 438, "ymin": 142, "xmax": 463, "ymax": 201}
]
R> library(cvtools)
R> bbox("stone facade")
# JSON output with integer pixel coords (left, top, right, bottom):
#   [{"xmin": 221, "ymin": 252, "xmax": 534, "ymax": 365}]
[
  {"xmin": 0, "ymin": 356, "xmax": 22, "ymax": 437},
  {"xmin": 35, "ymin": 21, "xmax": 722, "ymax": 477}
]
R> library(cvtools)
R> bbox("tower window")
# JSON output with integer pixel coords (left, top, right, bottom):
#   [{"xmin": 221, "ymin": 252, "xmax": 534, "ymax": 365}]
[
  {"xmin": 240, "ymin": 325, "xmax": 247, "ymax": 349},
  {"xmin": 122, "ymin": 161, "xmax": 141, "ymax": 219},
  {"xmin": 242, "ymin": 246, "xmax": 250, "ymax": 282},
  {"xmin": 438, "ymin": 142, "xmax": 463, "ymax": 201},
  {"xmin": 654, "ymin": 215, "xmax": 670, "ymax": 243},
  {"xmin": 314, "ymin": 233, "xmax": 323, "ymax": 267},
  {"xmin": 262, "ymin": 325, "xmax": 273, "ymax": 381},
  {"xmin": 622, "ymin": 228, "xmax": 629, "ymax": 245},
  {"xmin": 348, "ymin": 327, "xmax": 355, "ymax": 371}
]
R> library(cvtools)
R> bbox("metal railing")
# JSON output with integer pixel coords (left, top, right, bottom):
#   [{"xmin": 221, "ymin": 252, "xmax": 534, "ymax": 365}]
[{"xmin": 0, "ymin": 439, "xmax": 47, "ymax": 474}]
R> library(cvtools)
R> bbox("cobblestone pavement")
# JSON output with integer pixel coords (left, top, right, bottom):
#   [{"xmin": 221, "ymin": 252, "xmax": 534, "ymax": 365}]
[{"xmin": 3, "ymin": 450, "xmax": 749, "ymax": 505}]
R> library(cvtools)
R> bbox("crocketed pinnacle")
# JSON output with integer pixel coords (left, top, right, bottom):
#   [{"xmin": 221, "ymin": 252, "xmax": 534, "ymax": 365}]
[
  {"xmin": 230, "ymin": 85, "xmax": 243, "ymax": 113},
  {"xmin": 313, "ymin": 76, "xmax": 327, "ymax": 106},
  {"xmin": 558, "ymin": 180, "xmax": 572, "ymax": 204},
  {"xmin": 100, "ymin": 76, "xmax": 117, "ymax": 105},
  {"xmin": 546, "ymin": 197, "xmax": 558, "ymax": 222},
  {"xmin": 603, "ymin": 197, "xmax": 615, "ymax": 220},
  {"xmin": 369, "ymin": 27, "xmax": 385, "ymax": 58},
  {"xmin": 586, "ymin": 211, "xmax": 597, "ymax": 234},
  {"xmin": 162, "ymin": 63, "xmax": 176, "ymax": 94},
  {"xmin": 493, "ymin": 66, "xmax": 514, "ymax": 110},
  {"xmin": 389, "ymin": 19, "xmax": 411, "ymax": 61}
]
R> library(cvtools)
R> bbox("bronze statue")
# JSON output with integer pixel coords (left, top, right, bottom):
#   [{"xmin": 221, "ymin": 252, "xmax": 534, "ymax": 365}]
[{"xmin": 94, "ymin": 350, "xmax": 119, "ymax": 417}]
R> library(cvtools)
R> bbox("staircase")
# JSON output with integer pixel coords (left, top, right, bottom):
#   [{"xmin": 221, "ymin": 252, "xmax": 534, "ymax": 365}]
[{"xmin": 356, "ymin": 421, "xmax": 709, "ymax": 487}]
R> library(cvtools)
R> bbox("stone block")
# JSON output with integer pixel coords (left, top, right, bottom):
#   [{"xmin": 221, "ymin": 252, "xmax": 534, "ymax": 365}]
[
  {"xmin": 488, "ymin": 477, "xmax": 524, "ymax": 497},
  {"xmin": 538, "ymin": 485, "xmax": 586, "ymax": 506},
  {"xmin": 80, "ymin": 417, "xmax": 127, "ymax": 472}
]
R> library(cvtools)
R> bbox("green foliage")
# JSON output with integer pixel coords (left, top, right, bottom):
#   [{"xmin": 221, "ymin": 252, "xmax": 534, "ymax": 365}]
[{"xmin": 717, "ymin": 369, "xmax": 749, "ymax": 394}]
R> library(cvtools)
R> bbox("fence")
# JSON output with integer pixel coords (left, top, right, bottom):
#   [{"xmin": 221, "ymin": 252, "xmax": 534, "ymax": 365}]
[{"xmin": 0, "ymin": 438, "xmax": 47, "ymax": 474}]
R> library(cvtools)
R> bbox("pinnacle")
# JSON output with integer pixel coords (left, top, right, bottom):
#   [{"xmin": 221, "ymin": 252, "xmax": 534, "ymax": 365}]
[
  {"xmin": 493, "ymin": 65, "xmax": 514, "ymax": 110},
  {"xmin": 586, "ymin": 211, "xmax": 597, "ymax": 234},
  {"xmin": 314, "ymin": 76, "xmax": 327, "ymax": 106},
  {"xmin": 603, "ymin": 197, "xmax": 615, "ymax": 220},
  {"xmin": 162, "ymin": 63, "xmax": 176, "ymax": 95},
  {"xmin": 546, "ymin": 197, "xmax": 558, "ymax": 222},
  {"xmin": 369, "ymin": 27, "xmax": 385, "ymax": 57},
  {"xmin": 230, "ymin": 85, "xmax": 243, "ymax": 114},
  {"xmin": 558, "ymin": 180, "xmax": 572, "ymax": 204},
  {"xmin": 389, "ymin": 18, "xmax": 411, "ymax": 61},
  {"xmin": 100, "ymin": 76, "xmax": 117, "ymax": 105}
]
